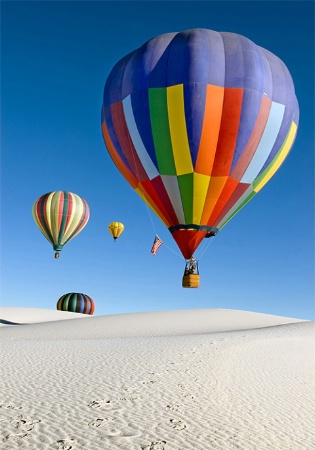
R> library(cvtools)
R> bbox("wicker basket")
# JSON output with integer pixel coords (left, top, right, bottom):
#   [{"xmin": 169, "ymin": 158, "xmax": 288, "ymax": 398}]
[{"xmin": 182, "ymin": 273, "xmax": 200, "ymax": 288}]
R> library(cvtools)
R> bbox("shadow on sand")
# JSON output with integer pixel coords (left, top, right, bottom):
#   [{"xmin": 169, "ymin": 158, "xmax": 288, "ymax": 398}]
[{"xmin": 0, "ymin": 319, "xmax": 24, "ymax": 325}]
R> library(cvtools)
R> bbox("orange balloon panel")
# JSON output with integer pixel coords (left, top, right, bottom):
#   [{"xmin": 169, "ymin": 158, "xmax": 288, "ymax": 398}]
[{"xmin": 102, "ymin": 29, "xmax": 299, "ymax": 259}]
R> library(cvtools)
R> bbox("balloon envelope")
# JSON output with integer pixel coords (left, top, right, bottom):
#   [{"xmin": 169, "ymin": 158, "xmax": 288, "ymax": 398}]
[
  {"xmin": 108, "ymin": 221, "xmax": 124, "ymax": 240},
  {"xmin": 57, "ymin": 293, "xmax": 95, "ymax": 315},
  {"xmin": 32, "ymin": 191, "xmax": 90, "ymax": 256},
  {"xmin": 101, "ymin": 28, "xmax": 299, "ymax": 259}
]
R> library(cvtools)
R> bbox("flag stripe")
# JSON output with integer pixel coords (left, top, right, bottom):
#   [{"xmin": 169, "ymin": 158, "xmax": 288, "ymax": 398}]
[{"xmin": 151, "ymin": 235, "xmax": 163, "ymax": 255}]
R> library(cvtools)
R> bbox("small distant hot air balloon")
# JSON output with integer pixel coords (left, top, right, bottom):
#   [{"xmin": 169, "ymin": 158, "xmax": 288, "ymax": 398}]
[
  {"xmin": 101, "ymin": 28, "xmax": 299, "ymax": 288},
  {"xmin": 108, "ymin": 221, "xmax": 124, "ymax": 241},
  {"xmin": 57, "ymin": 293, "xmax": 95, "ymax": 315},
  {"xmin": 32, "ymin": 191, "xmax": 90, "ymax": 258}
]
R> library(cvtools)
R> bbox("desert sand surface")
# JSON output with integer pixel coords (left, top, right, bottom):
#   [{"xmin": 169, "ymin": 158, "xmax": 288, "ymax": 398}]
[{"xmin": 0, "ymin": 307, "xmax": 314, "ymax": 450}]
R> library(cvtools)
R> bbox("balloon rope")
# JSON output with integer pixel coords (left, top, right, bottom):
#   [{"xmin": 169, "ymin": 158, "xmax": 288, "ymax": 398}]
[
  {"xmin": 128, "ymin": 141, "xmax": 158, "ymax": 234},
  {"xmin": 195, "ymin": 234, "xmax": 217, "ymax": 261},
  {"xmin": 143, "ymin": 198, "xmax": 182, "ymax": 259},
  {"xmin": 145, "ymin": 199, "xmax": 158, "ymax": 234},
  {"xmin": 128, "ymin": 138, "xmax": 182, "ymax": 259},
  {"xmin": 162, "ymin": 240, "xmax": 183, "ymax": 258}
]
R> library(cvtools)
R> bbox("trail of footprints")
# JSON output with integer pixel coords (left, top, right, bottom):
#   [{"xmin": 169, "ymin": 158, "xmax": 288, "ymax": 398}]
[
  {"xmin": 84, "ymin": 370, "xmax": 190, "ymax": 449},
  {"xmin": 0, "ymin": 404, "xmax": 76, "ymax": 448},
  {"xmin": 0, "ymin": 405, "xmax": 41, "ymax": 444},
  {"xmin": 1, "ymin": 366, "xmax": 194, "ymax": 449}
]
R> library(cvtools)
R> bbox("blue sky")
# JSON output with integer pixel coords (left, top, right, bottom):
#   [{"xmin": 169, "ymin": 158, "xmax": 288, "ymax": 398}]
[{"xmin": 1, "ymin": 1, "xmax": 314, "ymax": 320}]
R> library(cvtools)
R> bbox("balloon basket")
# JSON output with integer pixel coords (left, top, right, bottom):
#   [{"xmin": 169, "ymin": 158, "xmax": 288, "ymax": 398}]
[{"xmin": 182, "ymin": 274, "xmax": 200, "ymax": 288}]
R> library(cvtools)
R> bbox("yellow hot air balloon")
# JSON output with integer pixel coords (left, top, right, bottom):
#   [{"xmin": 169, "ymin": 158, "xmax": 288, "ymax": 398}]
[{"xmin": 108, "ymin": 222, "xmax": 124, "ymax": 241}]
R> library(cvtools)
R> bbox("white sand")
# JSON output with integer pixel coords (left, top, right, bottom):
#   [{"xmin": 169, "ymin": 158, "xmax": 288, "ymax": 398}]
[{"xmin": 0, "ymin": 307, "xmax": 314, "ymax": 450}]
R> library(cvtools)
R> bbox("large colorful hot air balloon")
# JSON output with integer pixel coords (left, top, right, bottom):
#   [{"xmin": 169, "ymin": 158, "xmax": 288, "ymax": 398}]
[
  {"xmin": 108, "ymin": 221, "xmax": 124, "ymax": 241},
  {"xmin": 32, "ymin": 191, "xmax": 90, "ymax": 258},
  {"xmin": 57, "ymin": 293, "xmax": 95, "ymax": 315},
  {"xmin": 101, "ymin": 28, "xmax": 299, "ymax": 285}
]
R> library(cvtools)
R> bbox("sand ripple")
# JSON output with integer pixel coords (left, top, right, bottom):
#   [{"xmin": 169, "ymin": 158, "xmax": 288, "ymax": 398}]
[{"xmin": 0, "ymin": 311, "xmax": 314, "ymax": 449}]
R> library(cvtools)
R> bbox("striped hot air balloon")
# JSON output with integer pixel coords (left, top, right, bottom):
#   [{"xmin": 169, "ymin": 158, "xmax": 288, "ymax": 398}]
[
  {"xmin": 32, "ymin": 191, "xmax": 90, "ymax": 258},
  {"xmin": 57, "ymin": 292, "xmax": 95, "ymax": 315},
  {"xmin": 108, "ymin": 221, "xmax": 124, "ymax": 241},
  {"xmin": 101, "ymin": 28, "xmax": 299, "ymax": 282}
]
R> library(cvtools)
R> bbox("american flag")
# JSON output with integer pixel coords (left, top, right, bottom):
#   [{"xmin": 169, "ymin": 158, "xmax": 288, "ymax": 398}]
[{"xmin": 150, "ymin": 235, "xmax": 163, "ymax": 256}]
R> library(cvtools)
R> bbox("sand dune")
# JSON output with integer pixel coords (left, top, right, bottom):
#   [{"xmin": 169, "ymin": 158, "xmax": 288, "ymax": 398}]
[
  {"xmin": 0, "ymin": 307, "xmax": 314, "ymax": 449},
  {"xmin": 0, "ymin": 307, "xmax": 91, "ymax": 326},
  {"xmin": 0, "ymin": 307, "xmax": 306, "ymax": 338}
]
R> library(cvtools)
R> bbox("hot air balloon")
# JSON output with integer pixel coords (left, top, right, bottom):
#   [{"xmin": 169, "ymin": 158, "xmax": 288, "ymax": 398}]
[
  {"xmin": 108, "ymin": 221, "xmax": 124, "ymax": 241},
  {"xmin": 57, "ymin": 293, "xmax": 95, "ymax": 315},
  {"xmin": 32, "ymin": 191, "xmax": 90, "ymax": 258},
  {"xmin": 101, "ymin": 28, "xmax": 299, "ymax": 287}
]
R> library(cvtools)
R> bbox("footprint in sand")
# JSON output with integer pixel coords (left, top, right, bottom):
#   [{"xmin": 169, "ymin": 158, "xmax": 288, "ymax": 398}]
[
  {"xmin": 13, "ymin": 418, "xmax": 41, "ymax": 432},
  {"xmin": 3, "ymin": 433, "xmax": 29, "ymax": 443},
  {"xmin": 0, "ymin": 404, "xmax": 22, "ymax": 410},
  {"xmin": 141, "ymin": 441, "xmax": 167, "ymax": 450},
  {"xmin": 56, "ymin": 438, "xmax": 76, "ymax": 450},
  {"xmin": 181, "ymin": 393, "xmax": 194, "ymax": 400},
  {"xmin": 166, "ymin": 404, "xmax": 179, "ymax": 411},
  {"xmin": 88, "ymin": 418, "xmax": 112, "ymax": 428},
  {"xmin": 88, "ymin": 400, "xmax": 111, "ymax": 408},
  {"xmin": 170, "ymin": 419, "xmax": 186, "ymax": 430}
]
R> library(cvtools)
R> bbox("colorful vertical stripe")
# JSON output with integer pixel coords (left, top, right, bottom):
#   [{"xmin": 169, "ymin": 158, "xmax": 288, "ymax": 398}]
[
  {"xmin": 102, "ymin": 28, "xmax": 299, "ymax": 259},
  {"xmin": 57, "ymin": 293, "xmax": 95, "ymax": 315},
  {"xmin": 32, "ymin": 191, "xmax": 90, "ymax": 253}
]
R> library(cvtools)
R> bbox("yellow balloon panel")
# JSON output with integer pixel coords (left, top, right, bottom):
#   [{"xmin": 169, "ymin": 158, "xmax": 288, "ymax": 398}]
[{"xmin": 108, "ymin": 222, "xmax": 124, "ymax": 239}]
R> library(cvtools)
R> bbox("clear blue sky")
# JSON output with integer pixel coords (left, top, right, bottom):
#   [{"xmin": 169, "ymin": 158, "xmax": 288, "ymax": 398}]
[{"xmin": 1, "ymin": 1, "xmax": 314, "ymax": 319}]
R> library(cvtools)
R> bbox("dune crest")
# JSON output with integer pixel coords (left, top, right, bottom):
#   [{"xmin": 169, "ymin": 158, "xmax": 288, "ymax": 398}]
[{"xmin": 0, "ymin": 307, "xmax": 306, "ymax": 338}]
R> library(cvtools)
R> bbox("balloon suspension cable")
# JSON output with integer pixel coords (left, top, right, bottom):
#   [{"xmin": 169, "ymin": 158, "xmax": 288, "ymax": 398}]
[
  {"xmin": 161, "ymin": 238, "xmax": 183, "ymax": 259},
  {"xmin": 128, "ymin": 135, "xmax": 182, "ymax": 259},
  {"xmin": 194, "ymin": 233, "xmax": 217, "ymax": 261},
  {"xmin": 128, "ymin": 134, "xmax": 216, "ymax": 261},
  {"xmin": 140, "ymin": 195, "xmax": 182, "ymax": 258},
  {"xmin": 142, "ymin": 195, "xmax": 182, "ymax": 258}
]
